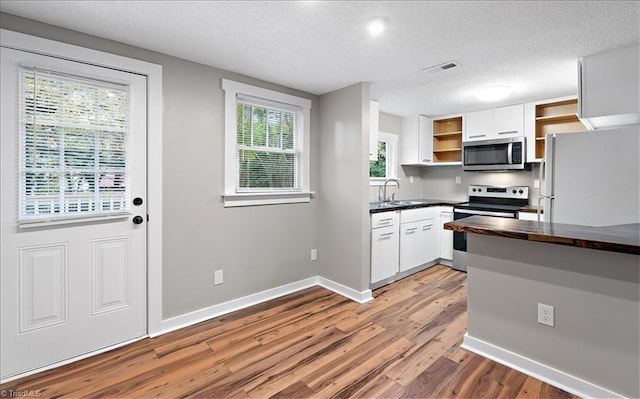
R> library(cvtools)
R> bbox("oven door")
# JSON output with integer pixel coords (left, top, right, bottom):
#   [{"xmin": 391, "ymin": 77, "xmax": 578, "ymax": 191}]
[
  {"xmin": 453, "ymin": 208, "xmax": 517, "ymax": 251},
  {"xmin": 452, "ymin": 208, "xmax": 518, "ymax": 272}
]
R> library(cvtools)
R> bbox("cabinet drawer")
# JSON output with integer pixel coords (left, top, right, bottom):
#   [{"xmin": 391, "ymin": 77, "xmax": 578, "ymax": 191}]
[
  {"xmin": 371, "ymin": 225, "xmax": 399, "ymax": 283},
  {"xmin": 371, "ymin": 211, "xmax": 398, "ymax": 228},
  {"xmin": 400, "ymin": 207, "xmax": 434, "ymax": 224}
]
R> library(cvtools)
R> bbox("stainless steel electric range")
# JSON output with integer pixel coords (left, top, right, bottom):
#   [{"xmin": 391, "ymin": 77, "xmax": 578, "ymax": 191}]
[{"xmin": 452, "ymin": 185, "xmax": 529, "ymax": 271}]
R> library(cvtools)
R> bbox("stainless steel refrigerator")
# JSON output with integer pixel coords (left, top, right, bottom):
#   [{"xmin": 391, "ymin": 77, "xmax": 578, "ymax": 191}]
[{"xmin": 540, "ymin": 125, "xmax": 640, "ymax": 226}]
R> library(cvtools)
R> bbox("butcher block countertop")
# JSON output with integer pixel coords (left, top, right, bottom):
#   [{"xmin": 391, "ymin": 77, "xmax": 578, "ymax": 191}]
[{"xmin": 444, "ymin": 216, "xmax": 640, "ymax": 255}]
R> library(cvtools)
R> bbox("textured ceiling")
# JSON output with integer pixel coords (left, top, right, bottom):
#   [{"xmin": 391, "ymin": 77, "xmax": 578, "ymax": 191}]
[{"xmin": 1, "ymin": 1, "xmax": 638, "ymax": 117}]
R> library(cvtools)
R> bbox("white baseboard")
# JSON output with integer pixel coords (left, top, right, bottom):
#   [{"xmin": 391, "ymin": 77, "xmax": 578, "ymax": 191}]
[
  {"xmin": 152, "ymin": 275, "xmax": 373, "ymax": 337},
  {"xmin": 317, "ymin": 276, "xmax": 373, "ymax": 304},
  {"xmin": 3, "ymin": 275, "xmax": 372, "ymax": 382},
  {"xmin": 462, "ymin": 334, "xmax": 627, "ymax": 399}
]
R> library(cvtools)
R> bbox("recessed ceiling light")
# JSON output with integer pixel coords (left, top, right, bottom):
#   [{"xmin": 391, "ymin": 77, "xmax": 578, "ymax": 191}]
[
  {"xmin": 475, "ymin": 85, "xmax": 511, "ymax": 101},
  {"xmin": 367, "ymin": 17, "xmax": 388, "ymax": 36}
]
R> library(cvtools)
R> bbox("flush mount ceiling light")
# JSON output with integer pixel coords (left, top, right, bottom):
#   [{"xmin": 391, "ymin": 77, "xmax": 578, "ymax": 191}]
[
  {"xmin": 367, "ymin": 17, "xmax": 388, "ymax": 36},
  {"xmin": 475, "ymin": 85, "xmax": 512, "ymax": 101}
]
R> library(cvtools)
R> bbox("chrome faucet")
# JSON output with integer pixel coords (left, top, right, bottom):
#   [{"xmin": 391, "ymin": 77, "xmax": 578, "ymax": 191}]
[{"xmin": 383, "ymin": 178, "xmax": 400, "ymax": 202}]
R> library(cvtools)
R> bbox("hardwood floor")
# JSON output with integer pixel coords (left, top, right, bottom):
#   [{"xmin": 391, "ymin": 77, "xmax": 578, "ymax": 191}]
[{"xmin": 1, "ymin": 265, "xmax": 579, "ymax": 398}]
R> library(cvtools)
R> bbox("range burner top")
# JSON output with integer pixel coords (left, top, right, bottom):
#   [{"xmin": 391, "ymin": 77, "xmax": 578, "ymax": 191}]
[
  {"xmin": 455, "ymin": 202, "xmax": 523, "ymax": 212},
  {"xmin": 455, "ymin": 185, "xmax": 530, "ymax": 210}
]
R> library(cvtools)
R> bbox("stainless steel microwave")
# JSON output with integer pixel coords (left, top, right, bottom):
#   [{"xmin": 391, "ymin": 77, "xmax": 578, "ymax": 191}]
[{"xmin": 462, "ymin": 136, "xmax": 526, "ymax": 171}]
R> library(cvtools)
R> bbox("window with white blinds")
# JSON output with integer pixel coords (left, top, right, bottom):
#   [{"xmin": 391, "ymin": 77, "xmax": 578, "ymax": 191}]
[
  {"xmin": 236, "ymin": 95, "xmax": 300, "ymax": 191},
  {"xmin": 222, "ymin": 79, "xmax": 312, "ymax": 207},
  {"xmin": 18, "ymin": 67, "xmax": 130, "ymax": 222}
]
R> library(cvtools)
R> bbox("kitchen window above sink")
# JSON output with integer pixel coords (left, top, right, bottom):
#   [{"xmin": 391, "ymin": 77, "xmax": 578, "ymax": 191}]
[{"xmin": 369, "ymin": 132, "xmax": 398, "ymax": 186}]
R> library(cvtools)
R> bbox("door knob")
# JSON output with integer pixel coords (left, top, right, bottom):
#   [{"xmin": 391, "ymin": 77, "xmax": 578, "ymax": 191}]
[
  {"xmin": 132, "ymin": 216, "xmax": 144, "ymax": 225},
  {"xmin": 133, "ymin": 197, "xmax": 143, "ymax": 206}
]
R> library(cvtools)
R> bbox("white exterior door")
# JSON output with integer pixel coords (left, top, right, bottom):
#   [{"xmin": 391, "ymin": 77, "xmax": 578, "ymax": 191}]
[{"xmin": 1, "ymin": 47, "xmax": 147, "ymax": 379}]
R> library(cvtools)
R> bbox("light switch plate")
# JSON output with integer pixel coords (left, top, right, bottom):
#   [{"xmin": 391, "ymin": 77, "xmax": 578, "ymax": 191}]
[{"xmin": 214, "ymin": 270, "xmax": 223, "ymax": 285}]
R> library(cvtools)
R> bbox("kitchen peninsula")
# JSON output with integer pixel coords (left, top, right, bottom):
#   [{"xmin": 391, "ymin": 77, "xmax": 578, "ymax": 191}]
[{"xmin": 445, "ymin": 216, "xmax": 639, "ymax": 399}]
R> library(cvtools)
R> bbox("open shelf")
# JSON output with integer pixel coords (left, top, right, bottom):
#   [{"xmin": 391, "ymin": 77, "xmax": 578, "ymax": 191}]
[
  {"xmin": 433, "ymin": 130, "xmax": 463, "ymax": 137},
  {"xmin": 535, "ymin": 113, "xmax": 579, "ymax": 122},
  {"xmin": 433, "ymin": 117, "xmax": 463, "ymax": 163},
  {"xmin": 536, "ymin": 99, "xmax": 580, "ymax": 118},
  {"xmin": 433, "ymin": 150, "xmax": 461, "ymax": 163},
  {"xmin": 534, "ymin": 99, "xmax": 587, "ymax": 159}
]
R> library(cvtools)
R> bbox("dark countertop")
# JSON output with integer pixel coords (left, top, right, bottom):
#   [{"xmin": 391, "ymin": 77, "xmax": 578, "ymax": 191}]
[
  {"xmin": 444, "ymin": 215, "xmax": 640, "ymax": 255},
  {"xmin": 369, "ymin": 199, "xmax": 463, "ymax": 213}
]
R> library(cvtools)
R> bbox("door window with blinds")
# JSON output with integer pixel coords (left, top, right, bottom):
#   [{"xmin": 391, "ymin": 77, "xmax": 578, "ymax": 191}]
[
  {"xmin": 18, "ymin": 67, "xmax": 130, "ymax": 223},
  {"xmin": 222, "ymin": 79, "xmax": 311, "ymax": 207}
]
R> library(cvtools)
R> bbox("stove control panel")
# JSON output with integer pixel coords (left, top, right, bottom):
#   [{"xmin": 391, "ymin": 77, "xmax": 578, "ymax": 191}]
[{"xmin": 468, "ymin": 185, "xmax": 529, "ymax": 200}]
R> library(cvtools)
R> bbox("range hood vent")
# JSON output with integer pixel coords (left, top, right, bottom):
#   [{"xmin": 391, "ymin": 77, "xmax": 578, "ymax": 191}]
[{"xmin": 422, "ymin": 60, "xmax": 461, "ymax": 74}]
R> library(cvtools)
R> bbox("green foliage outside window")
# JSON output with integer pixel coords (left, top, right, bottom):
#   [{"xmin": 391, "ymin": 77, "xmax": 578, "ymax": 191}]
[
  {"xmin": 236, "ymin": 103, "xmax": 297, "ymax": 190},
  {"xmin": 369, "ymin": 141, "xmax": 387, "ymax": 178}
]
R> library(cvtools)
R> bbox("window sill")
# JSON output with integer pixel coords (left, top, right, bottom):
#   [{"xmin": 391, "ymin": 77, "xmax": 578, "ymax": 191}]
[
  {"xmin": 222, "ymin": 191, "xmax": 314, "ymax": 207},
  {"xmin": 369, "ymin": 178, "xmax": 400, "ymax": 187},
  {"xmin": 18, "ymin": 212, "xmax": 131, "ymax": 228}
]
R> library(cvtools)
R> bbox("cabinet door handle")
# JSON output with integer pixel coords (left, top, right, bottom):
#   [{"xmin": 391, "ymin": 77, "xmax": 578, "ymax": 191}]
[
  {"xmin": 469, "ymin": 134, "xmax": 486, "ymax": 139},
  {"xmin": 422, "ymin": 159, "xmax": 431, "ymax": 162},
  {"xmin": 422, "ymin": 225, "xmax": 433, "ymax": 230},
  {"xmin": 406, "ymin": 227, "xmax": 418, "ymax": 233},
  {"xmin": 498, "ymin": 130, "xmax": 518, "ymax": 135},
  {"xmin": 380, "ymin": 232, "xmax": 394, "ymax": 237},
  {"xmin": 379, "ymin": 218, "xmax": 393, "ymax": 222}
]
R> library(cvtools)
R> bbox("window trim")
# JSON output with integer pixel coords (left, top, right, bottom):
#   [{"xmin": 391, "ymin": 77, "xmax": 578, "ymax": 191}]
[
  {"xmin": 369, "ymin": 131, "xmax": 398, "ymax": 186},
  {"xmin": 222, "ymin": 79, "xmax": 312, "ymax": 207}
]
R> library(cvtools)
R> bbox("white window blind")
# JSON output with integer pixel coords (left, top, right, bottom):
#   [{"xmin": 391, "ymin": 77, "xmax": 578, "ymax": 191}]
[
  {"xmin": 18, "ymin": 67, "xmax": 130, "ymax": 223},
  {"xmin": 235, "ymin": 94, "xmax": 301, "ymax": 192}
]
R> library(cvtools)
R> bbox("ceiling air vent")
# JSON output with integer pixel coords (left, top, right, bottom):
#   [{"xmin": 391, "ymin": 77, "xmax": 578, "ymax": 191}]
[{"xmin": 422, "ymin": 61, "xmax": 461, "ymax": 74}]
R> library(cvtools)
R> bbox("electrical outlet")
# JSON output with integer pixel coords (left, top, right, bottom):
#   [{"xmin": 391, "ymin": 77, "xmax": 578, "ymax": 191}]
[
  {"xmin": 455, "ymin": 176, "xmax": 461, "ymax": 185},
  {"xmin": 310, "ymin": 249, "xmax": 318, "ymax": 261},
  {"xmin": 214, "ymin": 269, "xmax": 223, "ymax": 285},
  {"xmin": 534, "ymin": 179, "xmax": 540, "ymax": 189},
  {"xmin": 537, "ymin": 303, "xmax": 554, "ymax": 327},
  {"xmin": 409, "ymin": 176, "xmax": 414, "ymax": 184}
]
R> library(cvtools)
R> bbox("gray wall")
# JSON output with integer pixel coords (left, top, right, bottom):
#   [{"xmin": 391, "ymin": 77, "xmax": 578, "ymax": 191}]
[
  {"xmin": 467, "ymin": 234, "xmax": 639, "ymax": 398},
  {"xmin": 0, "ymin": 13, "xmax": 321, "ymax": 319},
  {"xmin": 370, "ymin": 110, "xmax": 542, "ymax": 204},
  {"xmin": 318, "ymin": 83, "xmax": 371, "ymax": 291},
  {"xmin": 420, "ymin": 164, "xmax": 542, "ymax": 204},
  {"xmin": 368, "ymin": 112, "xmax": 424, "ymax": 202}
]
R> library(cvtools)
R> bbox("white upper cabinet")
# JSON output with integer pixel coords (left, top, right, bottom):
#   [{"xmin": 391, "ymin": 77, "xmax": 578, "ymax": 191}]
[
  {"xmin": 464, "ymin": 104, "xmax": 524, "ymax": 141},
  {"xmin": 494, "ymin": 104, "xmax": 524, "ymax": 138},
  {"xmin": 464, "ymin": 109, "xmax": 493, "ymax": 141},
  {"xmin": 369, "ymin": 100, "xmax": 379, "ymax": 161},
  {"xmin": 400, "ymin": 114, "xmax": 433, "ymax": 165},
  {"xmin": 578, "ymin": 44, "xmax": 639, "ymax": 129}
]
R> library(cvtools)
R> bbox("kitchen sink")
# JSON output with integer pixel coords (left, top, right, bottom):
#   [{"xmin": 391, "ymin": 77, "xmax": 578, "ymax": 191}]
[
  {"xmin": 389, "ymin": 200, "xmax": 425, "ymax": 206},
  {"xmin": 369, "ymin": 199, "xmax": 426, "ymax": 209}
]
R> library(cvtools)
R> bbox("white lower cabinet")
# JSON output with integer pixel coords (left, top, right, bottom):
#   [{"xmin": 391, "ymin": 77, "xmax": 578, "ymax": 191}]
[
  {"xmin": 399, "ymin": 208, "xmax": 439, "ymax": 272},
  {"xmin": 439, "ymin": 207, "xmax": 453, "ymax": 261},
  {"xmin": 371, "ymin": 206, "xmax": 454, "ymax": 286},
  {"xmin": 370, "ymin": 211, "xmax": 399, "ymax": 284}
]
